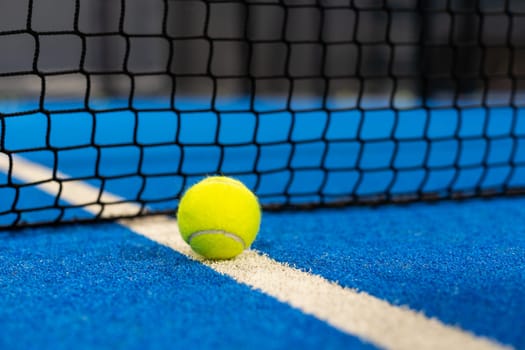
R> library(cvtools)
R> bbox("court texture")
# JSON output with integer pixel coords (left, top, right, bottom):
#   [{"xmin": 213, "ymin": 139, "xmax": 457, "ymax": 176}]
[
  {"xmin": 0, "ymin": 96, "xmax": 523, "ymax": 350},
  {"xmin": 1, "ymin": 1, "xmax": 525, "ymax": 350}
]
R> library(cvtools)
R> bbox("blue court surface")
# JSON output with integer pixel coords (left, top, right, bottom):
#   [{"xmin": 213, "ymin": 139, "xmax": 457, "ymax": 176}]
[{"xmin": 0, "ymin": 98, "xmax": 524, "ymax": 349}]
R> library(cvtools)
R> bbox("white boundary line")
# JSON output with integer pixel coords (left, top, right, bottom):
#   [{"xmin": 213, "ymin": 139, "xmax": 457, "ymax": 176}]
[
  {"xmin": 0, "ymin": 155, "xmax": 142, "ymax": 218},
  {"xmin": 1, "ymin": 155, "xmax": 513, "ymax": 350}
]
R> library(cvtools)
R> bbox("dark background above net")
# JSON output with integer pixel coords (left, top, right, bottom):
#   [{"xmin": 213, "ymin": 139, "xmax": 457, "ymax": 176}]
[{"xmin": 0, "ymin": 0, "xmax": 524, "ymax": 227}]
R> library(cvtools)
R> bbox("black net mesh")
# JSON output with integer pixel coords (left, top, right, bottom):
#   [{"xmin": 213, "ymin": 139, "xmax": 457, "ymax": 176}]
[{"xmin": 1, "ymin": 0, "xmax": 525, "ymax": 227}]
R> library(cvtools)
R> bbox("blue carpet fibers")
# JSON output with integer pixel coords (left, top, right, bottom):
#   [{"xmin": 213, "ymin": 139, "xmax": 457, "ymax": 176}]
[
  {"xmin": 256, "ymin": 197, "xmax": 525, "ymax": 349},
  {"xmin": 0, "ymin": 196, "xmax": 524, "ymax": 349},
  {"xmin": 0, "ymin": 224, "xmax": 376, "ymax": 350}
]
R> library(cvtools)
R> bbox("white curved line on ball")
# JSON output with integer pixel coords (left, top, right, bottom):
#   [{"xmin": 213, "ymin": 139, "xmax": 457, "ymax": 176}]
[{"xmin": 187, "ymin": 230, "xmax": 246, "ymax": 249}]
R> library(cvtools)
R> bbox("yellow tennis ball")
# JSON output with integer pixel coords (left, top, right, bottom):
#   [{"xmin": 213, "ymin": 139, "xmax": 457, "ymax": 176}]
[{"xmin": 177, "ymin": 176, "xmax": 261, "ymax": 260}]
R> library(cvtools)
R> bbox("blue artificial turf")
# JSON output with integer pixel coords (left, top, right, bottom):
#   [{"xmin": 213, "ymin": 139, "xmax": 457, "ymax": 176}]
[
  {"xmin": 255, "ymin": 197, "xmax": 525, "ymax": 349},
  {"xmin": 1, "ymin": 196, "xmax": 522, "ymax": 349},
  {"xmin": 1, "ymin": 98, "xmax": 524, "ymax": 349},
  {"xmin": 0, "ymin": 223, "xmax": 376, "ymax": 350}
]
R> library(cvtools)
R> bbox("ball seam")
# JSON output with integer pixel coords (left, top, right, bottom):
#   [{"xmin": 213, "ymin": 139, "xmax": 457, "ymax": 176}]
[{"xmin": 187, "ymin": 230, "xmax": 247, "ymax": 249}]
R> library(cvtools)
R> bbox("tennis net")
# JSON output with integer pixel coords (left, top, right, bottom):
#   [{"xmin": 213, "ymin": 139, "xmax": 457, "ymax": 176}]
[{"xmin": 1, "ymin": 0, "xmax": 524, "ymax": 227}]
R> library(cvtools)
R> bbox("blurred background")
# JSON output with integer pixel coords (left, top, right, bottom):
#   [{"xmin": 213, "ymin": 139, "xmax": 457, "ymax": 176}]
[{"xmin": 1, "ymin": 0, "xmax": 524, "ymax": 109}]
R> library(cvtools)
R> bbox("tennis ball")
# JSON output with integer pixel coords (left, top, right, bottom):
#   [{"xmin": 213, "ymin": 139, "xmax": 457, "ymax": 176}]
[{"xmin": 177, "ymin": 176, "xmax": 261, "ymax": 260}]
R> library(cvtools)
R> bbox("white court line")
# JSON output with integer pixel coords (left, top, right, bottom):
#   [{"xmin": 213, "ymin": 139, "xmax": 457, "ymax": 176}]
[
  {"xmin": 2, "ymin": 155, "xmax": 513, "ymax": 350},
  {"xmin": 0, "ymin": 155, "xmax": 142, "ymax": 218}
]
